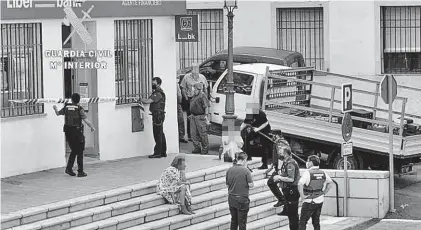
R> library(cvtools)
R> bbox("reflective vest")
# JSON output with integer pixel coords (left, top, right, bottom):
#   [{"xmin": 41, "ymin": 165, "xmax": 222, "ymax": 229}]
[
  {"xmin": 64, "ymin": 104, "xmax": 82, "ymax": 127},
  {"xmin": 303, "ymin": 168, "xmax": 326, "ymax": 200}
]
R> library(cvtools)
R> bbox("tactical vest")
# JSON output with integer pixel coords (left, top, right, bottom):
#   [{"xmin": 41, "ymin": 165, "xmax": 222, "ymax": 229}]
[
  {"xmin": 303, "ymin": 168, "xmax": 326, "ymax": 200},
  {"xmin": 150, "ymin": 88, "xmax": 166, "ymax": 113},
  {"xmin": 64, "ymin": 104, "xmax": 82, "ymax": 127},
  {"xmin": 280, "ymin": 157, "xmax": 300, "ymax": 186}
]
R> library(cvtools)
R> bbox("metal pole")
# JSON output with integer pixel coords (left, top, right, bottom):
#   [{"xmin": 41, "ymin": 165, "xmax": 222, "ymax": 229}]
[
  {"xmin": 344, "ymin": 155, "xmax": 348, "ymax": 216},
  {"xmin": 222, "ymin": 10, "xmax": 237, "ymax": 145},
  {"xmin": 388, "ymin": 75, "xmax": 395, "ymax": 212}
]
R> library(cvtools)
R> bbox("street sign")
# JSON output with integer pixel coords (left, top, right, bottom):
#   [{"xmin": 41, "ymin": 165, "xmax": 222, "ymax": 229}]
[
  {"xmin": 341, "ymin": 112, "xmax": 353, "ymax": 142},
  {"xmin": 341, "ymin": 84, "xmax": 353, "ymax": 113},
  {"xmin": 381, "ymin": 75, "xmax": 397, "ymax": 104},
  {"xmin": 175, "ymin": 15, "xmax": 198, "ymax": 42},
  {"xmin": 341, "ymin": 142, "xmax": 353, "ymax": 157}
]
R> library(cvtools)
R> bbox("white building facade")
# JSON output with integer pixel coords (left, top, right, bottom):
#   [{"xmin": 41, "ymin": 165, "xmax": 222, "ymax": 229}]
[
  {"xmin": 181, "ymin": 0, "xmax": 420, "ymax": 121},
  {"xmin": 1, "ymin": 0, "xmax": 186, "ymax": 178}
]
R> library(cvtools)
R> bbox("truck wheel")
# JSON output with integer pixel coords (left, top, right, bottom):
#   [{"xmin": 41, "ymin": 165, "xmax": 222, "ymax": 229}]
[{"xmin": 332, "ymin": 155, "xmax": 359, "ymax": 170}]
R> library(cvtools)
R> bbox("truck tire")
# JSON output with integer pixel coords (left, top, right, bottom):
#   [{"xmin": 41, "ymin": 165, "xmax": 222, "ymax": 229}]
[{"xmin": 332, "ymin": 154, "xmax": 359, "ymax": 170}]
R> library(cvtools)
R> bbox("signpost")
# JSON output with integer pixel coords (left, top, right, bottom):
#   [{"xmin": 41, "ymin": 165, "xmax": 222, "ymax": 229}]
[
  {"xmin": 175, "ymin": 15, "xmax": 198, "ymax": 42},
  {"xmin": 341, "ymin": 84, "xmax": 353, "ymax": 216},
  {"xmin": 341, "ymin": 84, "xmax": 353, "ymax": 113},
  {"xmin": 381, "ymin": 75, "xmax": 398, "ymax": 213}
]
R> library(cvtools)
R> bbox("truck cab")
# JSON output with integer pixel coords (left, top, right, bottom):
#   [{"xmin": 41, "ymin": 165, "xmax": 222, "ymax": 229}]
[{"xmin": 209, "ymin": 63, "xmax": 291, "ymax": 135}]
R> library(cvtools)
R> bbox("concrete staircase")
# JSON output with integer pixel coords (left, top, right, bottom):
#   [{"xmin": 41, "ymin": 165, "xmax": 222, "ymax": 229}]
[{"xmin": 1, "ymin": 159, "xmax": 338, "ymax": 230}]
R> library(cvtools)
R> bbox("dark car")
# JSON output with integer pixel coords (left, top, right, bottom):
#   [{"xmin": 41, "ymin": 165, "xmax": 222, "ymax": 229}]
[{"xmin": 178, "ymin": 46, "xmax": 306, "ymax": 83}]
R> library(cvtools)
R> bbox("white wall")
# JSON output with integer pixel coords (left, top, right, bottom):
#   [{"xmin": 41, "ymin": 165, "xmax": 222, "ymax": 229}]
[
  {"xmin": 1, "ymin": 16, "xmax": 179, "ymax": 177},
  {"xmin": 1, "ymin": 20, "xmax": 66, "ymax": 178},
  {"xmin": 97, "ymin": 17, "xmax": 179, "ymax": 161}
]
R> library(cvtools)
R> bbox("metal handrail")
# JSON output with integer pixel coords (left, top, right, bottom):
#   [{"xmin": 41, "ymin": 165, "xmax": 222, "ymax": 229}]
[{"xmin": 332, "ymin": 179, "xmax": 340, "ymax": 217}]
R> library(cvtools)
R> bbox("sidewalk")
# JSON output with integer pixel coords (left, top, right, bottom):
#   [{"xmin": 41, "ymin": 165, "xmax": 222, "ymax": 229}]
[
  {"xmin": 1, "ymin": 153, "xmax": 225, "ymax": 214},
  {"xmin": 365, "ymin": 219, "xmax": 421, "ymax": 230}
]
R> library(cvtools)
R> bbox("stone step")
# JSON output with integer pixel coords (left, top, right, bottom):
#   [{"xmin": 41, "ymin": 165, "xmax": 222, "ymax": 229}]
[
  {"xmin": 276, "ymin": 216, "xmax": 372, "ymax": 230},
  {"xmin": 7, "ymin": 173, "xmax": 268, "ymax": 230},
  {"xmin": 177, "ymin": 203, "xmax": 286, "ymax": 230},
  {"xmin": 1, "ymin": 160, "xmax": 261, "ymax": 229},
  {"xmin": 123, "ymin": 191, "xmax": 277, "ymax": 230},
  {"xmin": 247, "ymin": 215, "xmax": 289, "ymax": 230}
]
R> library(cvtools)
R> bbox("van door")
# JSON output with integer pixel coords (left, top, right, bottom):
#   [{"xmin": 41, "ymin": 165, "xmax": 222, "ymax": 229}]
[{"xmin": 210, "ymin": 71, "xmax": 257, "ymax": 126}]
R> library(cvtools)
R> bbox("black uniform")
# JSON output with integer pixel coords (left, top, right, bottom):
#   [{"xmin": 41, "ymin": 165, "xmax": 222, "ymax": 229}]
[
  {"xmin": 149, "ymin": 87, "xmax": 167, "ymax": 157},
  {"xmin": 268, "ymin": 136, "xmax": 291, "ymax": 205},
  {"xmin": 242, "ymin": 110, "xmax": 271, "ymax": 166},
  {"xmin": 58, "ymin": 103, "xmax": 87, "ymax": 174},
  {"xmin": 279, "ymin": 157, "xmax": 300, "ymax": 230}
]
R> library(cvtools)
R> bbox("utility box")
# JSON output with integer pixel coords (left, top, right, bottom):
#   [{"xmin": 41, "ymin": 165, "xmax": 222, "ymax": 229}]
[{"xmin": 131, "ymin": 105, "xmax": 144, "ymax": 132}]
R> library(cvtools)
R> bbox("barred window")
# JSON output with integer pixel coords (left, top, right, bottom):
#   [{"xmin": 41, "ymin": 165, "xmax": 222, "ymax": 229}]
[
  {"xmin": 276, "ymin": 8, "xmax": 324, "ymax": 70},
  {"xmin": 114, "ymin": 19, "xmax": 153, "ymax": 105},
  {"xmin": 178, "ymin": 9, "xmax": 224, "ymax": 69},
  {"xmin": 1, "ymin": 23, "xmax": 44, "ymax": 118},
  {"xmin": 381, "ymin": 6, "xmax": 421, "ymax": 74}
]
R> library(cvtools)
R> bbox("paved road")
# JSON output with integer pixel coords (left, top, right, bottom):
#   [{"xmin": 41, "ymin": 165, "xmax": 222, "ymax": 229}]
[
  {"xmin": 364, "ymin": 219, "xmax": 421, "ymax": 230},
  {"xmin": 1, "ymin": 153, "xmax": 226, "ymax": 214},
  {"xmin": 386, "ymin": 165, "xmax": 421, "ymax": 220}
]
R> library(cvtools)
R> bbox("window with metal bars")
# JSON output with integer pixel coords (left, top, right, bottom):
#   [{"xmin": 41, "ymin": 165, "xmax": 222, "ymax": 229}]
[
  {"xmin": 1, "ymin": 23, "xmax": 44, "ymax": 118},
  {"xmin": 178, "ymin": 9, "xmax": 224, "ymax": 69},
  {"xmin": 276, "ymin": 8, "xmax": 324, "ymax": 70},
  {"xmin": 114, "ymin": 19, "xmax": 153, "ymax": 105},
  {"xmin": 381, "ymin": 6, "xmax": 421, "ymax": 74}
]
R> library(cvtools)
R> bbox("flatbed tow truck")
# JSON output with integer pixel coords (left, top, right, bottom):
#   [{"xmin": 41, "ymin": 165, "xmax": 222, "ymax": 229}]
[
  {"xmin": 208, "ymin": 63, "xmax": 421, "ymax": 175},
  {"xmin": 262, "ymin": 67, "xmax": 421, "ymax": 175}
]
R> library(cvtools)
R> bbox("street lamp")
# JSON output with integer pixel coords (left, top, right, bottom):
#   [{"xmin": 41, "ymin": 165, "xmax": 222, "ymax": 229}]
[{"xmin": 222, "ymin": 0, "xmax": 238, "ymax": 160}]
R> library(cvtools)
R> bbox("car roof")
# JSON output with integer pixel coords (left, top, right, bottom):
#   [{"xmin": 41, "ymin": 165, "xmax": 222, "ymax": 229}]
[
  {"xmin": 233, "ymin": 63, "xmax": 291, "ymax": 75},
  {"xmin": 204, "ymin": 46, "xmax": 302, "ymax": 65}
]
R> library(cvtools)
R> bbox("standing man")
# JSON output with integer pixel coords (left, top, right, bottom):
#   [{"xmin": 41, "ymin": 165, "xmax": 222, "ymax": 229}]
[
  {"xmin": 180, "ymin": 63, "xmax": 208, "ymax": 141},
  {"xmin": 298, "ymin": 155, "xmax": 333, "ymax": 230},
  {"xmin": 273, "ymin": 148, "xmax": 300, "ymax": 230},
  {"xmin": 53, "ymin": 93, "xmax": 95, "ymax": 177},
  {"xmin": 226, "ymin": 152, "xmax": 254, "ymax": 230},
  {"xmin": 141, "ymin": 77, "xmax": 167, "ymax": 159},
  {"xmin": 189, "ymin": 82, "xmax": 210, "ymax": 154},
  {"xmin": 177, "ymin": 76, "xmax": 188, "ymax": 143}
]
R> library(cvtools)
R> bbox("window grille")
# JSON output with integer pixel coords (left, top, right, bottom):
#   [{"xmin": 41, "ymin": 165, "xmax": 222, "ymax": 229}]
[
  {"xmin": 1, "ymin": 23, "xmax": 44, "ymax": 118},
  {"xmin": 276, "ymin": 8, "xmax": 324, "ymax": 70},
  {"xmin": 114, "ymin": 19, "xmax": 153, "ymax": 104},
  {"xmin": 381, "ymin": 6, "xmax": 421, "ymax": 74},
  {"xmin": 178, "ymin": 9, "xmax": 224, "ymax": 69}
]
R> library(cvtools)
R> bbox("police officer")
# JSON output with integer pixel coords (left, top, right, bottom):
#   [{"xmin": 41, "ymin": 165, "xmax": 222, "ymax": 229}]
[
  {"xmin": 189, "ymin": 82, "xmax": 210, "ymax": 154},
  {"xmin": 53, "ymin": 93, "xmax": 95, "ymax": 177},
  {"xmin": 298, "ymin": 155, "xmax": 333, "ymax": 230},
  {"xmin": 141, "ymin": 77, "xmax": 167, "ymax": 159},
  {"xmin": 273, "ymin": 148, "xmax": 300, "ymax": 230},
  {"xmin": 266, "ymin": 131, "xmax": 291, "ymax": 207}
]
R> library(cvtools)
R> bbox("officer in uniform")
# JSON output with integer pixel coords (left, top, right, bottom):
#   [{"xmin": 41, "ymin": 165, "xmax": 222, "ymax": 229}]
[
  {"xmin": 53, "ymin": 93, "xmax": 95, "ymax": 177},
  {"xmin": 273, "ymin": 148, "xmax": 300, "ymax": 230},
  {"xmin": 266, "ymin": 131, "xmax": 291, "ymax": 207},
  {"xmin": 189, "ymin": 82, "xmax": 210, "ymax": 154},
  {"xmin": 141, "ymin": 77, "xmax": 167, "ymax": 158},
  {"xmin": 298, "ymin": 155, "xmax": 333, "ymax": 230}
]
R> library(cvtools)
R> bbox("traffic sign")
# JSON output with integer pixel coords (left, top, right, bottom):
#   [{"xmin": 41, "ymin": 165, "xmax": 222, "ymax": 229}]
[
  {"xmin": 341, "ymin": 112, "xmax": 353, "ymax": 142},
  {"xmin": 341, "ymin": 84, "xmax": 353, "ymax": 113},
  {"xmin": 341, "ymin": 142, "xmax": 353, "ymax": 157},
  {"xmin": 381, "ymin": 75, "xmax": 397, "ymax": 104}
]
